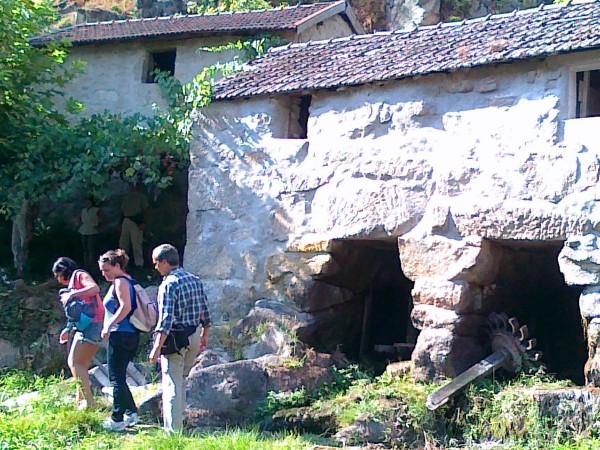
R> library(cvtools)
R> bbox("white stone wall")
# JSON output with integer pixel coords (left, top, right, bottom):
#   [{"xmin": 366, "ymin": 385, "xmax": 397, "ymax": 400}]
[
  {"xmin": 297, "ymin": 15, "xmax": 356, "ymax": 42},
  {"xmin": 188, "ymin": 49, "xmax": 600, "ymax": 323},
  {"xmin": 61, "ymin": 37, "xmax": 242, "ymax": 116},
  {"xmin": 59, "ymin": 15, "xmax": 354, "ymax": 118}
]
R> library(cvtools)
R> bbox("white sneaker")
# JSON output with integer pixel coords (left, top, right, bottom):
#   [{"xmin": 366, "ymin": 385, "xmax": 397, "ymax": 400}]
[
  {"xmin": 124, "ymin": 412, "xmax": 139, "ymax": 427},
  {"xmin": 102, "ymin": 418, "xmax": 126, "ymax": 432}
]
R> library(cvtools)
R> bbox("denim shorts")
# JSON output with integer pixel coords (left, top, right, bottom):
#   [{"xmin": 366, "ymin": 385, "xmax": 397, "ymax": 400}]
[{"xmin": 74, "ymin": 321, "xmax": 103, "ymax": 345}]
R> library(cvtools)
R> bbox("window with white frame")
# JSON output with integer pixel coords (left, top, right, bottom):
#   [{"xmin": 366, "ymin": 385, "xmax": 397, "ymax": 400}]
[{"xmin": 575, "ymin": 69, "xmax": 600, "ymax": 118}]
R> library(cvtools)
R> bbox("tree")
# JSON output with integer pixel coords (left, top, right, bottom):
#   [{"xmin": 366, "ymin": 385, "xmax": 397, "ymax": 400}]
[
  {"xmin": 0, "ymin": 0, "xmax": 190, "ymax": 216},
  {"xmin": 188, "ymin": 0, "xmax": 274, "ymax": 14},
  {"xmin": 0, "ymin": 0, "xmax": 80, "ymax": 214}
]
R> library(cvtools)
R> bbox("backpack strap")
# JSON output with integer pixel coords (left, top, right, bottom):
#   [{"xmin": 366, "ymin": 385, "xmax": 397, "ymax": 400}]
[
  {"xmin": 115, "ymin": 275, "xmax": 137, "ymax": 312},
  {"xmin": 68, "ymin": 269, "xmax": 81, "ymax": 290}
]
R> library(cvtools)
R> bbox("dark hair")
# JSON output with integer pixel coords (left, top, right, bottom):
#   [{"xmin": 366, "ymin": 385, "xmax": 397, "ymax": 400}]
[
  {"xmin": 52, "ymin": 257, "xmax": 79, "ymax": 280},
  {"xmin": 153, "ymin": 243, "xmax": 179, "ymax": 266},
  {"xmin": 98, "ymin": 249, "xmax": 130, "ymax": 269},
  {"xmin": 85, "ymin": 196, "xmax": 97, "ymax": 207}
]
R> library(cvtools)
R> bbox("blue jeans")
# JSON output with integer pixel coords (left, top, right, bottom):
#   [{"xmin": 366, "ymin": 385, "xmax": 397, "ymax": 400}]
[{"xmin": 108, "ymin": 331, "xmax": 140, "ymax": 422}]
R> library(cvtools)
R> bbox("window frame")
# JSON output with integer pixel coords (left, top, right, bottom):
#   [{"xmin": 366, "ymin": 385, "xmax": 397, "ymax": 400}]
[
  {"xmin": 142, "ymin": 49, "xmax": 177, "ymax": 84},
  {"xmin": 568, "ymin": 62, "xmax": 600, "ymax": 119}
]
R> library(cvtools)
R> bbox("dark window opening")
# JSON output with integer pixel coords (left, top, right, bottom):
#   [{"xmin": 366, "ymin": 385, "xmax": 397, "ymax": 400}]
[
  {"xmin": 576, "ymin": 69, "xmax": 600, "ymax": 118},
  {"xmin": 143, "ymin": 50, "xmax": 176, "ymax": 83},
  {"xmin": 287, "ymin": 95, "xmax": 312, "ymax": 138}
]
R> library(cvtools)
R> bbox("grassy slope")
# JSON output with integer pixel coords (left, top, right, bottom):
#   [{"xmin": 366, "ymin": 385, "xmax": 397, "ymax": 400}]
[{"xmin": 4, "ymin": 368, "xmax": 600, "ymax": 449}]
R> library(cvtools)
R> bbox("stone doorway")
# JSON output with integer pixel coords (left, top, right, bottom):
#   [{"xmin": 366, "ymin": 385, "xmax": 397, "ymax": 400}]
[
  {"xmin": 318, "ymin": 240, "xmax": 416, "ymax": 369},
  {"xmin": 487, "ymin": 241, "xmax": 586, "ymax": 384}
]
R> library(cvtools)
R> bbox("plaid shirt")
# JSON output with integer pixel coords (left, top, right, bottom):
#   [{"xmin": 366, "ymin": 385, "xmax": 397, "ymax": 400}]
[{"xmin": 156, "ymin": 267, "xmax": 211, "ymax": 333}]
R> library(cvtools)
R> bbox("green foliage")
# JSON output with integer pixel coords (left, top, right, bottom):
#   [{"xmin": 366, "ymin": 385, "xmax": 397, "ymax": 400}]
[
  {"xmin": 0, "ymin": 0, "xmax": 81, "ymax": 215},
  {"xmin": 259, "ymin": 388, "xmax": 311, "ymax": 416},
  {"xmin": 187, "ymin": 0, "xmax": 277, "ymax": 15},
  {"xmin": 255, "ymin": 365, "xmax": 373, "ymax": 420},
  {"xmin": 0, "ymin": 1, "xmax": 286, "ymax": 219},
  {"xmin": 0, "ymin": 369, "xmax": 61, "ymax": 401},
  {"xmin": 4, "ymin": 369, "xmax": 600, "ymax": 449},
  {"xmin": 201, "ymin": 34, "xmax": 284, "ymax": 60},
  {"xmin": 0, "ymin": 0, "xmax": 189, "ymax": 217},
  {"xmin": 155, "ymin": 34, "xmax": 284, "ymax": 147},
  {"xmin": 450, "ymin": 373, "xmax": 580, "ymax": 448}
]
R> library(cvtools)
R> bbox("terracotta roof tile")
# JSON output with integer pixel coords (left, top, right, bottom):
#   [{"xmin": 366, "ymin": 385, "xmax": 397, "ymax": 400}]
[
  {"xmin": 214, "ymin": 0, "xmax": 600, "ymax": 100},
  {"xmin": 31, "ymin": 1, "xmax": 344, "ymax": 46}
]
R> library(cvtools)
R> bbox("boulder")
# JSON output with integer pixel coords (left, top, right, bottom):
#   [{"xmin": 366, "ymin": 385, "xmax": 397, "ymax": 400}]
[
  {"xmin": 411, "ymin": 327, "xmax": 486, "ymax": 381},
  {"xmin": 185, "ymin": 351, "xmax": 337, "ymax": 428},
  {"xmin": 0, "ymin": 338, "xmax": 21, "ymax": 368},
  {"xmin": 399, "ymin": 235, "xmax": 500, "ymax": 285},
  {"xmin": 411, "ymin": 278, "xmax": 483, "ymax": 313},
  {"xmin": 559, "ymin": 233, "xmax": 600, "ymax": 286}
]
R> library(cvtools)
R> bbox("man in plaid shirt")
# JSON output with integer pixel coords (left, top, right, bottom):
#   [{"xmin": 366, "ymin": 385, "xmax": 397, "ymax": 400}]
[{"xmin": 149, "ymin": 243, "xmax": 211, "ymax": 433}]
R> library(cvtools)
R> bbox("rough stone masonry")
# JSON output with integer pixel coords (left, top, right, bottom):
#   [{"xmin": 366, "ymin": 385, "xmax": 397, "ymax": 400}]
[{"xmin": 186, "ymin": 48, "xmax": 600, "ymax": 384}]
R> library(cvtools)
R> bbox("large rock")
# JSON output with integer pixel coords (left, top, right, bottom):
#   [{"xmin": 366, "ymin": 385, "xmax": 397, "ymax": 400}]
[
  {"xmin": 411, "ymin": 304, "xmax": 487, "ymax": 337},
  {"xmin": 399, "ymin": 235, "xmax": 500, "ymax": 285},
  {"xmin": 411, "ymin": 327, "xmax": 486, "ymax": 381},
  {"xmin": 186, "ymin": 351, "xmax": 337, "ymax": 428},
  {"xmin": 579, "ymin": 286, "xmax": 600, "ymax": 320},
  {"xmin": 0, "ymin": 338, "xmax": 20, "ymax": 368},
  {"xmin": 411, "ymin": 278, "xmax": 483, "ymax": 313},
  {"xmin": 559, "ymin": 233, "xmax": 600, "ymax": 286}
]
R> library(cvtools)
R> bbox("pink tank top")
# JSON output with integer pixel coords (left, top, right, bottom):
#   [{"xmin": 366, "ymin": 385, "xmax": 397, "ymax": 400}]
[{"xmin": 71, "ymin": 270, "xmax": 105, "ymax": 323}]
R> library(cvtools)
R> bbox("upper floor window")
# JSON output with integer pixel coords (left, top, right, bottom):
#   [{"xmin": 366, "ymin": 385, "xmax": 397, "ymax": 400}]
[
  {"xmin": 575, "ymin": 69, "xmax": 600, "ymax": 118},
  {"xmin": 143, "ymin": 49, "xmax": 176, "ymax": 83}
]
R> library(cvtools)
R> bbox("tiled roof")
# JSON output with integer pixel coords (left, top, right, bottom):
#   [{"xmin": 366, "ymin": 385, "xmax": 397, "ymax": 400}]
[
  {"xmin": 31, "ymin": 1, "xmax": 346, "ymax": 46},
  {"xmin": 214, "ymin": 0, "xmax": 600, "ymax": 100}
]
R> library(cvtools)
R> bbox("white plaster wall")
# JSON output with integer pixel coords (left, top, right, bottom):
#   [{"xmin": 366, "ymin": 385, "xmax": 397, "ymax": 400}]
[
  {"xmin": 59, "ymin": 19, "xmax": 356, "ymax": 118},
  {"xmin": 62, "ymin": 36, "xmax": 254, "ymax": 116},
  {"xmin": 187, "ymin": 50, "xmax": 600, "ymax": 321},
  {"xmin": 297, "ymin": 16, "xmax": 355, "ymax": 42}
]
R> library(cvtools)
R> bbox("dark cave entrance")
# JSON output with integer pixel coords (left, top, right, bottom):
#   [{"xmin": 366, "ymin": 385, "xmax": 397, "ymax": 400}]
[
  {"xmin": 488, "ymin": 241, "xmax": 586, "ymax": 384},
  {"xmin": 314, "ymin": 239, "xmax": 416, "ymax": 371},
  {"xmin": 302, "ymin": 238, "xmax": 586, "ymax": 382}
]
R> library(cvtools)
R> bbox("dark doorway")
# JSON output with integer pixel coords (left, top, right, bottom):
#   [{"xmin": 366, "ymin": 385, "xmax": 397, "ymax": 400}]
[
  {"xmin": 314, "ymin": 239, "xmax": 416, "ymax": 370},
  {"xmin": 487, "ymin": 241, "xmax": 586, "ymax": 384}
]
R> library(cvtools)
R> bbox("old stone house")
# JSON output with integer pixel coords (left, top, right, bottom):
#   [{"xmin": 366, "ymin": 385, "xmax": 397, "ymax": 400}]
[
  {"xmin": 31, "ymin": 1, "xmax": 364, "ymax": 116},
  {"xmin": 188, "ymin": 0, "xmax": 600, "ymax": 385},
  {"xmin": 26, "ymin": 1, "xmax": 364, "ymax": 267}
]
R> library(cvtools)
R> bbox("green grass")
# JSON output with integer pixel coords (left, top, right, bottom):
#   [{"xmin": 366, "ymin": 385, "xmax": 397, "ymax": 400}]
[
  {"xmin": 5, "ymin": 368, "xmax": 600, "ymax": 449},
  {"xmin": 0, "ymin": 370, "xmax": 324, "ymax": 450}
]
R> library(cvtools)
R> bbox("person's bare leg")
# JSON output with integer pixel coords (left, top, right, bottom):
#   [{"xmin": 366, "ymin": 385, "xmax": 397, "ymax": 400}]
[{"xmin": 68, "ymin": 340, "xmax": 100, "ymax": 408}]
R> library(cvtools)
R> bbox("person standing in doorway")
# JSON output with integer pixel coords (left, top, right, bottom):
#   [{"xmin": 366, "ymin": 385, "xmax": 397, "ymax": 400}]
[
  {"xmin": 78, "ymin": 196, "xmax": 106, "ymax": 271},
  {"xmin": 149, "ymin": 243, "xmax": 211, "ymax": 433},
  {"xmin": 119, "ymin": 183, "xmax": 149, "ymax": 268}
]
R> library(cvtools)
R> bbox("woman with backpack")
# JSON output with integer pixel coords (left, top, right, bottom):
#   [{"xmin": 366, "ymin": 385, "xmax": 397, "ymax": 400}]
[
  {"xmin": 98, "ymin": 249, "xmax": 140, "ymax": 432},
  {"xmin": 52, "ymin": 257, "xmax": 104, "ymax": 410}
]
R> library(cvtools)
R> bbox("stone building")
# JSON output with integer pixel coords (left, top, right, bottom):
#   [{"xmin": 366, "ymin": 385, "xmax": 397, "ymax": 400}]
[
  {"xmin": 26, "ymin": 2, "xmax": 364, "ymax": 268},
  {"xmin": 189, "ymin": 1, "xmax": 600, "ymax": 385},
  {"xmin": 32, "ymin": 1, "xmax": 364, "ymax": 116}
]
